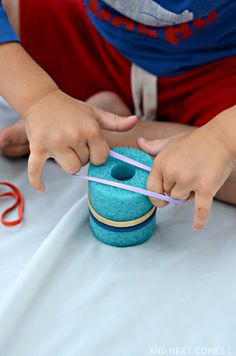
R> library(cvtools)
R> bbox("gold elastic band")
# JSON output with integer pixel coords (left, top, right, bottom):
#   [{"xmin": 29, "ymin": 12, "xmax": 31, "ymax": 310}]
[{"xmin": 88, "ymin": 198, "xmax": 156, "ymax": 228}]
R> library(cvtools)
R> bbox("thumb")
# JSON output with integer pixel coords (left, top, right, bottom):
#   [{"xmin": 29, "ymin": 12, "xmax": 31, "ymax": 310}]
[
  {"xmin": 137, "ymin": 137, "xmax": 170, "ymax": 156},
  {"xmin": 94, "ymin": 108, "xmax": 138, "ymax": 132}
]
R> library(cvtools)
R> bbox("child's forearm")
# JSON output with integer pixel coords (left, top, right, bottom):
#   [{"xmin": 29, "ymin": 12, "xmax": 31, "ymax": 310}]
[
  {"xmin": 104, "ymin": 119, "xmax": 236, "ymax": 205},
  {"xmin": 0, "ymin": 42, "xmax": 58, "ymax": 115}
]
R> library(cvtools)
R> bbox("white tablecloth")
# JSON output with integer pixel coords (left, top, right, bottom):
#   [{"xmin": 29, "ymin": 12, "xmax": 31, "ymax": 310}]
[{"xmin": 0, "ymin": 100, "xmax": 235, "ymax": 356}]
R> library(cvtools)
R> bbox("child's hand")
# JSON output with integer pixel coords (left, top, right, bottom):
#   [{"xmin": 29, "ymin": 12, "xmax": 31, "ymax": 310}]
[
  {"xmin": 138, "ymin": 113, "xmax": 236, "ymax": 230},
  {"xmin": 23, "ymin": 88, "xmax": 137, "ymax": 191}
]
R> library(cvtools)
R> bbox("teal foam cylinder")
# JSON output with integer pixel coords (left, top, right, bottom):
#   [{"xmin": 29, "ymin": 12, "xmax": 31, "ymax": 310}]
[{"xmin": 88, "ymin": 147, "xmax": 157, "ymax": 247}]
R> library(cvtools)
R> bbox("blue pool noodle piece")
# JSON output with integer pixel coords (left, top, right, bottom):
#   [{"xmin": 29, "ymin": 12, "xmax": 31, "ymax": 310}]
[{"xmin": 88, "ymin": 147, "xmax": 156, "ymax": 247}]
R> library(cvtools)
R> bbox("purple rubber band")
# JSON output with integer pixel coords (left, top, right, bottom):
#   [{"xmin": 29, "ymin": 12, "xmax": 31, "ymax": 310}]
[
  {"xmin": 109, "ymin": 150, "xmax": 151, "ymax": 172},
  {"xmin": 74, "ymin": 150, "xmax": 187, "ymax": 205},
  {"xmin": 75, "ymin": 175, "xmax": 186, "ymax": 204}
]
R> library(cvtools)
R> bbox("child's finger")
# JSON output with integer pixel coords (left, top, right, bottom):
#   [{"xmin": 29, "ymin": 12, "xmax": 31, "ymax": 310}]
[
  {"xmin": 175, "ymin": 191, "xmax": 194, "ymax": 207},
  {"xmin": 147, "ymin": 169, "xmax": 168, "ymax": 207},
  {"xmin": 2, "ymin": 143, "xmax": 29, "ymax": 157},
  {"xmin": 94, "ymin": 108, "xmax": 138, "ymax": 132},
  {"xmin": 51, "ymin": 149, "xmax": 82, "ymax": 174},
  {"xmin": 88, "ymin": 136, "xmax": 109, "ymax": 166},
  {"xmin": 192, "ymin": 192, "xmax": 213, "ymax": 231},
  {"xmin": 163, "ymin": 178, "xmax": 176, "ymax": 196},
  {"xmin": 137, "ymin": 137, "xmax": 170, "ymax": 156},
  {"xmin": 28, "ymin": 151, "xmax": 48, "ymax": 192},
  {"xmin": 73, "ymin": 143, "xmax": 89, "ymax": 166},
  {"xmin": 170, "ymin": 184, "xmax": 191, "ymax": 201}
]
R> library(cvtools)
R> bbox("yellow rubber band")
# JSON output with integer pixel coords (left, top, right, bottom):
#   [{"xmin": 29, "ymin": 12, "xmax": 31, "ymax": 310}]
[{"xmin": 88, "ymin": 198, "xmax": 156, "ymax": 228}]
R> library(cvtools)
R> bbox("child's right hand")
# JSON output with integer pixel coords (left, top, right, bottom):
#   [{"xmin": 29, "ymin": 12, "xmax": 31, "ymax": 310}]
[{"xmin": 23, "ymin": 88, "xmax": 137, "ymax": 191}]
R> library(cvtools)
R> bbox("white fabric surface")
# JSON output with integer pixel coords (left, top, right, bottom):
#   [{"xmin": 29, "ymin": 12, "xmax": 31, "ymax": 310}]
[{"xmin": 0, "ymin": 100, "xmax": 236, "ymax": 356}]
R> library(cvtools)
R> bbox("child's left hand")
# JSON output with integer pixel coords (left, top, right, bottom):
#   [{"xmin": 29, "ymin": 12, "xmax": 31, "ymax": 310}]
[{"xmin": 138, "ymin": 111, "xmax": 236, "ymax": 230}]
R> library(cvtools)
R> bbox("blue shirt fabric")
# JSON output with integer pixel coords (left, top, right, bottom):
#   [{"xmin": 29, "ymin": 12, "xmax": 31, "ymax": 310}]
[
  {"xmin": 0, "ymin": 1, "xmax": 19, "ymax": 44},
  {"xmin": 85, "ymin": 0, "xmax": 236, "ymax": 76}
]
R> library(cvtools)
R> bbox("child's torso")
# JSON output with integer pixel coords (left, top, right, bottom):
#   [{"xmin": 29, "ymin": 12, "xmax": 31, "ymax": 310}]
[{"xmin": 85, "ymin": 0, "xmax": 236, "ymax": 76}]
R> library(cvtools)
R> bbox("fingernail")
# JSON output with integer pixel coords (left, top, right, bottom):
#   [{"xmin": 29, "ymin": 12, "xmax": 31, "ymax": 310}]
[
  {"xmin": 193, "ymin": 226, "xmax": 202, "ymax": 232},
  {"xmin": 138, "ymin": 137, "xmax": 146, "ymax": 144}
]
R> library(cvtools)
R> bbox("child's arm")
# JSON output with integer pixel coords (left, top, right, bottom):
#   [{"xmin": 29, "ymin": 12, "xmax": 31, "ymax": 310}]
[
  {"xmin": 0, "ymin": 42, "xmax": 58, "ymax": 116},
  {"xmin": 0, "ymin": 42, "xmax": 137, "ymax": 191}
]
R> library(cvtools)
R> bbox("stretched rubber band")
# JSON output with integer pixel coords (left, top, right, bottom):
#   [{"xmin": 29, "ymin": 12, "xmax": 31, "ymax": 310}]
[
  {"xmin": 88, "ymin": 198, "xmax": 156, "ymax": 228},
  {"xmin": 74, "ymin": 150, "xmax": 188, "ymax": 204},
  {"xmin": 77, "ymin": 175, "xmax": 186, "ymax": 204},
  {"xmin": 109, "ymin": 150, "xmax": 151, "ymax": 172},
  {"xmin": 0, "ymin": 182, "xmax": 24, "ymax": 227}
]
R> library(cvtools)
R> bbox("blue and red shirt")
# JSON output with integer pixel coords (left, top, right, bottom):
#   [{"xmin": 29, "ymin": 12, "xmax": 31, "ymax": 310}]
[
  {"xmin": 85, "ymin": 0, "xmax": 236, "ymax": 76},
  {"xmin": 1, "ymin": 1, "xmax": 236, "ymax": 76}
]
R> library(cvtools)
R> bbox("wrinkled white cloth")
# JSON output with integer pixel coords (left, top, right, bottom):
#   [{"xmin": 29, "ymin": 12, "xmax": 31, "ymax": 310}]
[{"xmin": 0, "ymin": 100, "xmax": 236, "ymax": 356}]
